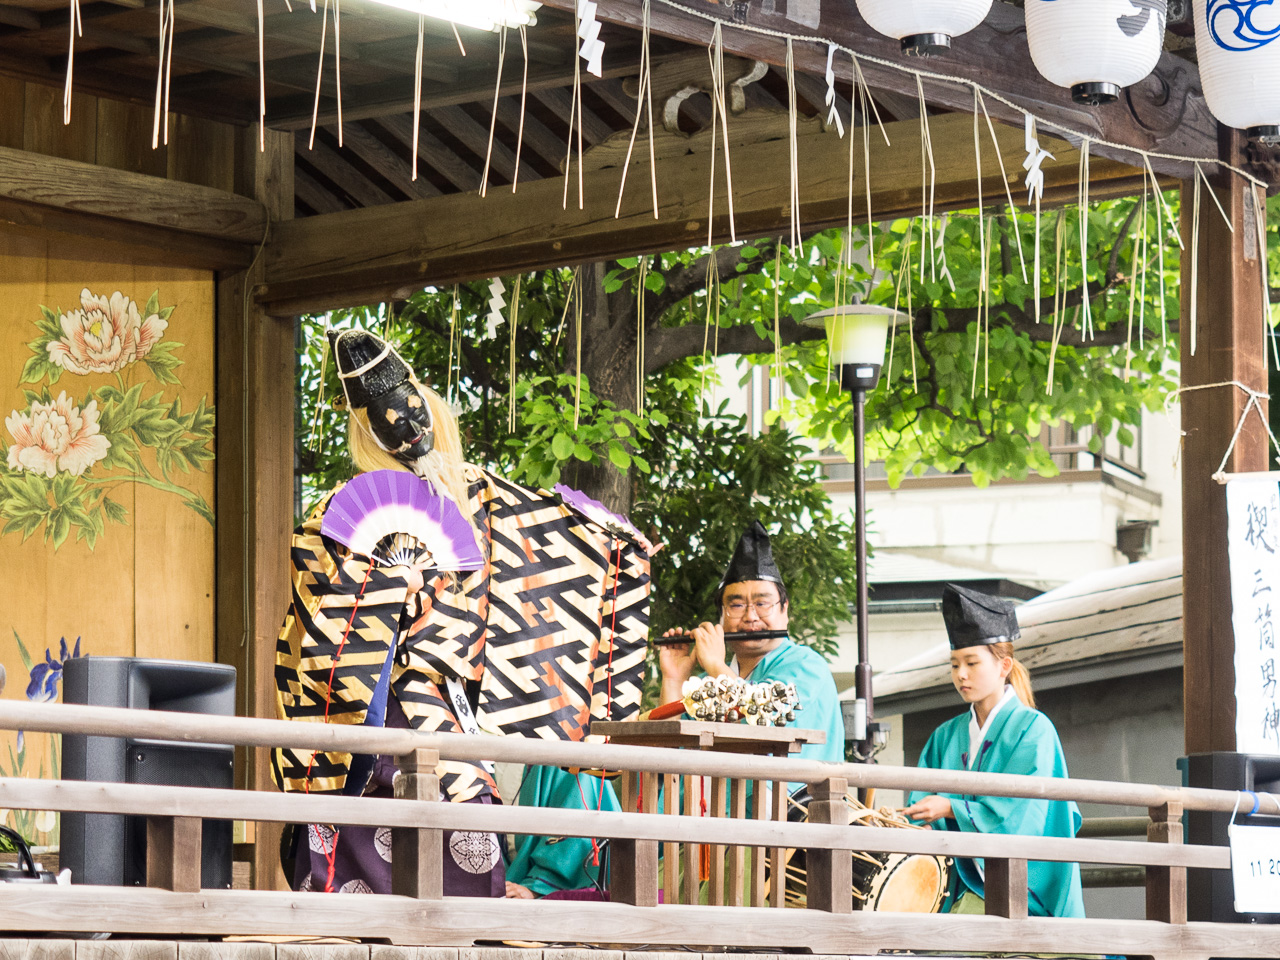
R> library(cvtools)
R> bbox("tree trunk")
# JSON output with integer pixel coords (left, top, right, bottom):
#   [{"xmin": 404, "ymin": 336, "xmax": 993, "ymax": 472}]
[{"xmin": 561, "ymin": 260, "xmax": 638, "ymax": 514}]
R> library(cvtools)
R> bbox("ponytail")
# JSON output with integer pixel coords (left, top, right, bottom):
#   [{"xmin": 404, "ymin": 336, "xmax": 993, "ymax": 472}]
[{"xmin": 989, "ymin": 641, "xmax": 1035, "ymax": 709}]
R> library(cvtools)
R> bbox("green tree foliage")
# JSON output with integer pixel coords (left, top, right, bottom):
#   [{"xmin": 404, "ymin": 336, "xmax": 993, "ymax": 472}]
[{"xmin": 298, "ymin": 193, "xmax": 1181, "ymax": 661}]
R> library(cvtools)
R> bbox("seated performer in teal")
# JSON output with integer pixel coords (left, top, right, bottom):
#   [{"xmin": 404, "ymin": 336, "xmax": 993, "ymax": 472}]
[
  {"xmin": 504, "ymin": 764, "xmax": 620, "ymax": 899},
  {"xmin": 658, "ymin": 520, "xmax": 846, "ymax": 784},
  {"xmin": 901, "ymin": 583, "xmax": 1085, "ymax": 918}
]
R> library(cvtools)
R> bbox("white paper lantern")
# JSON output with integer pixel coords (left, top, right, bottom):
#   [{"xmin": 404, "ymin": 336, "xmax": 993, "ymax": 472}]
[
  {"xmin": 1194, "ymin": 0, "xmax": 1280, "ymax": 141},
  {"xmin": 855, "ymin": 0, "xmax": 993, "ymax": 56},
  {"xmin": 1025, "ymin": 0, "xmax": 1167, "ymax": 105}
]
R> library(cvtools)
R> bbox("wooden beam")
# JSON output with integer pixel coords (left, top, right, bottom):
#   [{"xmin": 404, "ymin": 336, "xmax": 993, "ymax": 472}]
[
  {"xmin": 214, "ymin": 123, "xmax": 295, "ymax": 892},
  {"xmin": 377, "ymin": 114, "xmax": 481, "ymax": 192},
  {"xmin": 430, "ymin": 103, "xmax": 538, "ymax": 184},
  {"xmin": 536, "ymin": 0, "xmax": 1215, "ymax": 179},
  {"xmin": 0, "ymin": 143, "xmax": 266, "ymax": 242},
  {"xmin": 257, "ymin": 111, "xmax": 1146, "ymax": 316},
  {"xmin": 3, "ymin": 885, "xmax": 1280, "ymax": 957},
  {"xmin": 0, "ymin": 194, "xmax": 251, "ymax": 268},
  {"xmin": 296, "ymin": 132, "xmax": 397, "ymax": 208},
  {"xmin": 267, "ymin": 50, "xmax": 700, "ymax": 130},
  {"xmin": 335, "ymin": 121, "xmax": 442, "ymax": 200},
  {"xmin": 1181, "ymin": 129, "xmax": 1271, "ymax": 755}
]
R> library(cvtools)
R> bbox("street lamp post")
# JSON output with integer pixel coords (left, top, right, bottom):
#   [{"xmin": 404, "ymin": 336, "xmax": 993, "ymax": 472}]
[{"xmin": 803, "ymin": 304, "xmax": 905, "ymax": 762}]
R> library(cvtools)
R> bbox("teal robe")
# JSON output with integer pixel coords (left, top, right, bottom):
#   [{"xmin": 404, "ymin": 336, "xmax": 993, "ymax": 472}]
[
  {"xmin": 907, "ymin": 698, "xmax": 1085, "ymax": 918},
  {"xmin": 505, "ymin": 764, "xmax": 620, "ymax": 896},
  {"xmin": 740, "ymin": 638, "xmax": 846, "ymax": 775}
]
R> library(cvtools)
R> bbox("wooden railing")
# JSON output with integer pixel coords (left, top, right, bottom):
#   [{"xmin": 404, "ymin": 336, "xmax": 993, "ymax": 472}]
[{"xmin": 0, "ymin": 700, "xmax": 1277, "ymax": 959}]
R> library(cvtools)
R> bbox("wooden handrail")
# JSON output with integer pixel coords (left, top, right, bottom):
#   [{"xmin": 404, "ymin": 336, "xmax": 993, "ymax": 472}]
[
  {"xmin": 4, "ymin": 700, "xmax": 1277, "ymax": 816},
  {"xmin": 0, "ymin": 776, "xmax": 1228, "ymax": 870}
]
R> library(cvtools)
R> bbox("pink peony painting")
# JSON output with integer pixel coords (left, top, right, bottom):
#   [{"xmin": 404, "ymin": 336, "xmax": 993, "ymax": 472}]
[
  {"xmin": 46, "ymin": 288, "xmax": 169, "ymax": 376},
  {"xmin": 0, "ymin": 287, "xmax": 214, "ymax": 550},
  {"xmin": 5, "ymin": 392, "xmax": 110, "ymax": 478}
]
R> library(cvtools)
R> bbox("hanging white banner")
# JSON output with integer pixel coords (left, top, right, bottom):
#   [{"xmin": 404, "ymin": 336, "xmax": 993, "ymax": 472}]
[{"xmin": 1226, "ymin": 477, "xmax": 1280, "ymax": 754}]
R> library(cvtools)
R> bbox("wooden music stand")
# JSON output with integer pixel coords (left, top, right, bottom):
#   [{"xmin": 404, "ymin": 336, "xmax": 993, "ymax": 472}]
[{"xmin": 592, "ymin": 719, "xmax": 824, "ymax": 908}]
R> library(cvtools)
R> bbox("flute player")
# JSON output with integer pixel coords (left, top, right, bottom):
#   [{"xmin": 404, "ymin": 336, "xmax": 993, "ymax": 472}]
[{"xmin": 658, "ymin": 520, "xmax": 845, "ymax": 771}]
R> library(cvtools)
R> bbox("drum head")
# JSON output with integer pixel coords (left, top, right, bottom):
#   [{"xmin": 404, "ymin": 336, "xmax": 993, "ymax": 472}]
[{"xmin": 865, "ymin": 853, "xmax": 949, "ymax": 913}]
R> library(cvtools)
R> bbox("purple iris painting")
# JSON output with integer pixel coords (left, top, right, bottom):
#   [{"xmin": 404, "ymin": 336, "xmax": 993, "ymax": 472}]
[{"xmin": 19, "ymin": 637, "xmax": 81, "ymax": 753}]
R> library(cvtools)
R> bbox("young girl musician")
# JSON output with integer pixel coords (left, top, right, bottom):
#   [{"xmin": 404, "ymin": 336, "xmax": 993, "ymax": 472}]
[{"xmin": 901, "ymin": 583, "xmax": 1085, "ymax": 918}]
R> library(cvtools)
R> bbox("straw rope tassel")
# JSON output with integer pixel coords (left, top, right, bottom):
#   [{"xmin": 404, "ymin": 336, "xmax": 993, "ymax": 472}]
[
  {"xmin": 411, "ymin": 13, "xmax": 423, "ymax": 179},
  {"xmin": 306, "ymin": 322, "xmax": 332, "ymax": 453},
  {"xmin": 646, "ymin": 0, "xmax": 1269, "ymax": 207},
  {"xmin": 706, "ymin": 28, "xmax": 720, "ymax": 250},
  {"xmin": 854, "ymin": 56, "xmax": 877, "ymax": 270},
  {"xmin": 308, "ymin": 0, "xmax": 331, "ymax": 151},
  {"xmin": 699, "ymin": 255, "xmax": 715, "ymax": 398},
  {"xmin": 451, "ymin": 21, "xmax": 466, "ymax": 56},
  {"xmin": 509, "ymin": 275, "xmax": 521, "ymax": 431},
  {"xmin": 480, "ymin": 26, "xmax": 509, "ymax": 198},
  {"xmin": 1144, "ymin": 157, "xmax": 1169, "ymax": 346},
  {"xmin": 513, "ymin": 27, "xmax": 529, "ymax": 193},
  {"xmin": 709, "ymin": 23, "xmax": 737, "ymax": 244},
  {"xmin": 1138, "ymin": 187, "xmax": 1149, "ymax": 348},
  {"xmin": 1125, "ymin": 198, "xmax": 1139, "ymax": 381},
  {"xmin": 333, "ymin": 0, "xmax": 342, "ymax": 147},
  {"xmin": 150, "ymin": 0, "xmax": 174, "ymax": 148},
  {"xmin": 446, "ymin": 284, "xmax": 459, "ymax": 404},
  {"xmin": 63, "ymin": 0, "xmax": 81, "ymax": 125},
  {"xmin": 1047, "ymin": 212, "xmax": 1066, "ymax": 394},
  {"xmin": 1251, "ymin": 184, "xmax": 1278, "ymax": 370},
  {"xmin": 1079, "ymin": 139, "xmax": 1092, "ymax": 340},
  {"xmin": 564, "ymin": 2, "xmax": 585, "ymax": 211},
  {"xmin": 615, "ymin": 0, "xmax": 658, "ymax": 219},
  {"xmin": 977, "ymin": 89, "xmax": 1028, "ymax": 282},
  {"xmin": 1190, "ymin": 168, "xmax": 1202, "ymax": 357},
  {"xmin": 773, "ymin": 242, "xmax": 783, "ymax": 408},
  {"xmin": 574, "ymin": 269, "xmax": 584, "ymax": 428},
  {"xmin": 637, "ymin": 256, "xmax": 648, "ymax": 418},
  {"xmin": 257, "ymin": 0, "xmax": 266, "ymax": 149},
  {"xmin": 786, "ymin": 40, "xmax": 801, "ymax": 251},
  {"xmin": 916, "ymin": 76, "xmax": 936, "ymax": 283},
  {"xmin": 971, "ymin": 95, "xmax": 985, "ymax": 400}
]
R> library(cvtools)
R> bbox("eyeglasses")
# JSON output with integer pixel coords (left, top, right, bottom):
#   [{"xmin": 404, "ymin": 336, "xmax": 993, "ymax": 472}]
[{"xmin": 724, "ymin": 599, "xmax": 779, "ymax": 617}]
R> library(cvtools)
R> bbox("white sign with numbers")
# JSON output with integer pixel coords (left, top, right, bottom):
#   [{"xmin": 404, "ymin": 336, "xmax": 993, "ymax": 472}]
[
  {"xmin": 1230, "ymin": 822, "xmax": 1280, "ymax": 913},
  {"xmin": 1226, "ymin": 478, "xmax": 1280, "ymax": 754}
]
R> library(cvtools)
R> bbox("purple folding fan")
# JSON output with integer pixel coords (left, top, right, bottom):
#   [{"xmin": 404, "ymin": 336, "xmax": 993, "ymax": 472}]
[
  {"xmin": 321, "ymin": 470, "xmax": 484, "ymax": 571},
  {"xmin": 553, "ymin": 483, "xmax": 644, "ymax": 543}
]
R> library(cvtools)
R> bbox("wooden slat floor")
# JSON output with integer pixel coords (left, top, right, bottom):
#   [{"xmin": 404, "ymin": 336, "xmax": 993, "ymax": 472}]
[{"xmin": 0, "ymin": 945, "xmax": 1081, "ymax": 960}]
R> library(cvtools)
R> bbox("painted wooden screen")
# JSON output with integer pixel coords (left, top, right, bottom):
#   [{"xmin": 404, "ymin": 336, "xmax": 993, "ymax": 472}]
[{"xmin": 0, "ymin": 223, "xmax": 216, "ymax": 847}]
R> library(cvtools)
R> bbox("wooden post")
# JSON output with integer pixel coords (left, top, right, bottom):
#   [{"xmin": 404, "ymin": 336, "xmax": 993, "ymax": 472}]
[
  {"xmin": 611, "ymin": 771, "xmax": 660, "ymax": 907},
  {"xmin": 805, "ymin": 776, "xmax": 852, "ymax": 914},
  {"xmin": 146, "ymin": 816, "xmax": 202, "ymax": 892},
  {"xmin": 769, "ymin": 770, "xmax": 787, "ymax": 908},
  {"xmin": 215, "ymin": 123, "xmax": 295, "ymax": 892},
  {"xmin": 681, "ymin": 773, "xmax": 703, "ymax": 904},
  {"xmin": 1181, "ymin": 126, "xmax": 1270, "ymax": 755},
  {"xmin": 708, "ymin": 775, "xmax": 729, "ymax": 905},
  {"xmin": 726, "ymin": 776, "xmax": 748, "ymax": 907},
  {"xmin": 1146, "ymin": 801, "xmax": 1187, "ymax": 924},
  {"xmin": 983, "ymin": 858, "xmax": 1029, "ymax": 919},
  {"xmin": 391, "ymin": 747, "xmax": 443, "ymax": 900},
  {"xmin": 662, "ymin": 772, "xmax": 679, "ymax": 902},
  {"xmin": 749, "ymin": 777, "xmax": 768, "ymax": 907}
]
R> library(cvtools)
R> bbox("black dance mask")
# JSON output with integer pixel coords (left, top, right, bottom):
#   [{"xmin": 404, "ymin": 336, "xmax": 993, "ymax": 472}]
[
  {"xmin": 330, "ymin": 329, "xmax": 435, "ymax": 466},
  {"xmin": 367, "ymin": 381, "xmax": 434, "ymax": 462}
]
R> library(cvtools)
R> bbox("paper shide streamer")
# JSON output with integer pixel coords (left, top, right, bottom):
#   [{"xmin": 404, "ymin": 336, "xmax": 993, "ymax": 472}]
[{"xmin": 487, "ymin": 277, "xmax": 507, "ymax": 340}]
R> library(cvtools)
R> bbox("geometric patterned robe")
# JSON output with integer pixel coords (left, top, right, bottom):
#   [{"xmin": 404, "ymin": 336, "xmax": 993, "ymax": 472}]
[{"xmin": 272, "ymin": 464, "xmax": 650, "ymax": 805}]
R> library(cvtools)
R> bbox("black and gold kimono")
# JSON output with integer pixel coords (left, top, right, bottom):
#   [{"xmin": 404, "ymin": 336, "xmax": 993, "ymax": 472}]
[{"xmin": 272, "ymin": 465, "xmax": 650, "ymax": 804}]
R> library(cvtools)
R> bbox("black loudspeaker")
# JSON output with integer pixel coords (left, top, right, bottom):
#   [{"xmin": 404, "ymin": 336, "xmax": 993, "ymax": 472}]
[
  {"xmin": 1184, "ymin": 751, "xmax": 1280, "ymax": 924},
  {"xmin": 60, "ymin": 657, "xmax": 236, "ymax": 888}
]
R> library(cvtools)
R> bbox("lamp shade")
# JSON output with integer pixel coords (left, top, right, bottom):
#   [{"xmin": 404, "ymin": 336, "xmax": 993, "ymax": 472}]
[
  {"xmin": 803, "ymin": 305, "xmax": 904, "ymax": 394},
  {"xmin": 1194, "ymin": 0, "xmax": 1280, "ymax": 140},
  {"xmin": 1025, "ymin": 0, "xmax": 1166, "ymax": 105},
  {"xmin": 855, "ymin": 0, "xmax": 993, "ymax": 55},
  {"xmin": 366, "ymin": 0, "xmax": 540, "ymax": 31}
]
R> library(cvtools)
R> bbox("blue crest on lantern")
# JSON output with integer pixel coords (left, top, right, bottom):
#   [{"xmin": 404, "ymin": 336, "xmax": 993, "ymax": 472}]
[{"xmin": 1207, "ymin": 0, "xmax": 1280, "ymax": 51}]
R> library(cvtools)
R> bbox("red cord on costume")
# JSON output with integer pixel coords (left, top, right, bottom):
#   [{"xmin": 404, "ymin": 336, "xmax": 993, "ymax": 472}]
[{"xmin": 303, "ymin": 562, "xmax": 373, "ymax": 892}]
